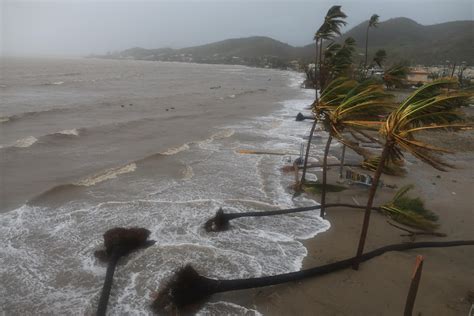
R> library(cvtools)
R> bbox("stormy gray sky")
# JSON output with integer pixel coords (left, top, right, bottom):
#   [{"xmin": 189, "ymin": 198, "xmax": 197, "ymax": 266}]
[{"xmin": 2, "ymin": 0, "xmax": 473, "ymax": 56}]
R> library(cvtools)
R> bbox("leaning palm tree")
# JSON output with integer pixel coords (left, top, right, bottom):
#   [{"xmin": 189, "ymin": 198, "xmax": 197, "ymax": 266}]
[
  {"xmin": 318, "ymin": 80, "xmax": 394, "ymax": 217},
  {"xmin": 383, "ymin": 64, "xmax": 408, "ymax": 89},
  {"xmin": 300, "ymin": 6, "xmax": 348, "ymax": 187},
  {"xmin": 353, "ymin": 78, "xmax": 473, "ymax": 269},
  {"xmin": 373, "ymin": 49, "xmax": 387, "ymax": 68},
  {"xmin": 152, "ymin": 241, "xmax": 474, "ymax": 312},
  {"xmin": 364, "ymin": 14, "xmax": 379, "ymax": 70}
]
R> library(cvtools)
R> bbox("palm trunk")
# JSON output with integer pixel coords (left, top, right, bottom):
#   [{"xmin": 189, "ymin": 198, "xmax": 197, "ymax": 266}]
[
  {"xmin": 155, "ymin": 240, "xmax": 474, "ymax": 310},
  {"xmin": 205, "ymin": 203, "xmax": 381, "ymax": 232},
  {"xmin": 353, "ymin": 142, "xmax": 391, "ymax": 270},
  {"xmin": 314, "ymin": 38, "xmax": 319, "ymax": 94},
  {"xmin": 364, "ymin": 26, "xmax": 370, "ymax": 70},
  {"xmin": 299, "ymin": 38, "xmax": 321, "ymax": 187},
  {"xmin": 300, "ymin": 118, "xmax": 318, "ymax": 186},
  {"xmin": 320, "ymin": 134, "xmax": 333, "ymax": 218},
  {"xmin": 97, "ymin": 252, "xmax": 121, "ymax": 316},
  {"xmin": 339, "ymin": 144, "xmax": 346, "ymax": 178},
  {"xmin": 319, "ymin": 38, "xmax": 324, "ymax": 89},
  {"xmin": 213, "ymin": 241, "xmax": 472, "ymax": 293}
]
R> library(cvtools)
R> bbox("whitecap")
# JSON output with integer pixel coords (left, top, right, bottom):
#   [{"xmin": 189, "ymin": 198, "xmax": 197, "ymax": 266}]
[
  {"xmin": 75, "ymin": 163, "xmax": 137, "ymax": 186},
  {"xmin": 13, "ymin": 136, "xmax": 38, "ymax": 148},
  {"xmin": 159, "ymin": 143, "xmax": 190, "ymax": 155},
  {"xmin": 57, "ymin": 129, "xmax": 79, "ymax": 136}
]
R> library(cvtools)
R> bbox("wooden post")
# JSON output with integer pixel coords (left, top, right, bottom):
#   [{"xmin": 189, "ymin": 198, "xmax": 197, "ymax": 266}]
[{"xmin": 404, "ymin": 255, "xmax": 424, "ymax": 316}]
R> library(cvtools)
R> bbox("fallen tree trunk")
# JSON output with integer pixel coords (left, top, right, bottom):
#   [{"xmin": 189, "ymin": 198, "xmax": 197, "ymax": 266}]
[
  {"xmin": 204, "ymin": 204, "xmax": 381, "ymax": 232},
  {"xmin": 152, "ymin": 240, "xmax": 474, "ymax": 311}
]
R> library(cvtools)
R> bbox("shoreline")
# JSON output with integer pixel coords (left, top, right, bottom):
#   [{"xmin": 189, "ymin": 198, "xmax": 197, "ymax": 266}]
[{"xmin": 228, "ymin": 115, "xmax": 474, "ymax": 315}]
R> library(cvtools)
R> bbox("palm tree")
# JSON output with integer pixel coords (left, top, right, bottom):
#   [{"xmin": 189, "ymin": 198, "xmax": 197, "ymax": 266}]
[
  {"xmin": 353, "ymin": 78, "xmax": 472, "ymax": 269},
  {"xmin": 300, "ymin": 6, "xmax": 347, "ymax": 187},
  {"xmin": 383, "ymin": 64, "xmax": 408, "ymax": 89},
  {"xmin": 318, "ymin": 80, "xmax": 394, "ymax": 217},
  {"xmin": 373, "ymin": 49, "xmax": 387, "ymax": 68},
  {"xmin": 204, "ymin": 185, "xmax": 437, "ymax": 232},
  {"xmin": 95, "ymin": 227, "xmax": 155, "ymax": 316},
  {"xmin": 364, "ymin": 14, "xmax": 380, "ymax": 70},
  {"xmin": 152, "ymin": 241, "xmax": 474, "ymax": 312}
]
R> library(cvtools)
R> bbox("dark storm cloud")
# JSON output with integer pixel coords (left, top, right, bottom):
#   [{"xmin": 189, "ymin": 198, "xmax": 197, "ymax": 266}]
[{"xmin": 2, "ymin": 0, "xmax": 473, "ymax": 56}]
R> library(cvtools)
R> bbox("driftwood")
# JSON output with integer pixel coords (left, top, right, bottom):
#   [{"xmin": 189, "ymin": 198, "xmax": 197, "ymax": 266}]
[
  {"xmin": 387, "ymin": 221, "xmax": 447, "ymax": 239},
  {"xmin": 95, "ymin": 227, "xmax": 155, "ymax": 316},
  {"xmin": 151, "ymin": 240, "xmax": 474, "ymax": 312},
  {"xmin": 204, "ymin": 204, "xmax": 381, "ymax": 232}
]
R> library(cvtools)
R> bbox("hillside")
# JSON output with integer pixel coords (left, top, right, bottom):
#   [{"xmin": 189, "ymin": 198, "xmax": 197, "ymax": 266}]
[
  {"xmin": 104, "ymin": 18, "xmax": 474, "ymax": 67},
  {"xmin": 339, "ymin": 17, "xmax": 474, "ymax": 65}
]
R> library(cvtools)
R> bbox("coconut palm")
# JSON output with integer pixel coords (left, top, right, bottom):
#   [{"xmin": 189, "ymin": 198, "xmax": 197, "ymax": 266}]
[
  {"xmin": 318, "ymin": 80, "xmax": 394, "ymax": 217},
  {"xmin": 364, "ymin": 14, "xmax": 380, "ymax": 70},
  {"xmin": 300, "ymin": 6, "xmax": 348, "ymax": 187},
  {"xmin": 353, "ymin": 78, "xmax": 472, "ymax": 269},
  {"xmin": 383, "ymin": 64, "xmax": 408, "ymax": 89},
  {"xmin": 204, "ymin": 184, "xmax": 439, "ymax": 232},
  {"xmin": 324, "ymin": 37, "xmax": 357, "ymax": 82},
  {"xmin": 95, "ymin": 227, "xmax": 155, "ymax": 316},
  {"xmin": 373, "ymin": 49, "xmax": 387, "ymax": 68},
  {"xmin": 152, "ymin": 241, "xmax": 474, "ymax": 312}
]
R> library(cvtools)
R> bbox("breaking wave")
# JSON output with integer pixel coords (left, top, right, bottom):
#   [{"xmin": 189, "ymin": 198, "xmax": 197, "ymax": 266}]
[
  {"xmin": 13, "ymin": 136, "xmax": 38, "ymax": 148},
  {"xmin": 75, "ymin": 163, "xmax": 137, "ymax": 187}
]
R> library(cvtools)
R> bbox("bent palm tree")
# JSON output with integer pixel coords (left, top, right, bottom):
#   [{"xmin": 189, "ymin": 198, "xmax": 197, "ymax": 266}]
[
  {"xmin": 373, "ymin": 49, "xmax": 387, "ymax": 68},
  {"xmin": 152, "ymin": 241, "xmax": 474, "ymax": 311},
  {"xmin": 95, "ymin": 227, "xmax": 155, "ymax": 316},
  {"xmin": 353, "ymin": 78, "xmax": 473, "ymax": 269},
  {"xmin": 383, "ymin": 64, "xmax": 408, "ymax": 89},
  {"xmin": 300, "ymin": 6, "xmax": 347, "ymax": 187},
  {"xmin": 364, "ymin": 14, "xmax": 379, "ymax": 70},
  {"xmin": 318, "ymin": 80, "xmax": 394, "ymax": 217}
]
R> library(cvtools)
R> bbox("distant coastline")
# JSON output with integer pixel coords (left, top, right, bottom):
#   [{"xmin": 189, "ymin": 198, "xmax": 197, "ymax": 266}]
[{"xmin": 93, "ymin": 17, "xmax": 474, "ymax": 69}]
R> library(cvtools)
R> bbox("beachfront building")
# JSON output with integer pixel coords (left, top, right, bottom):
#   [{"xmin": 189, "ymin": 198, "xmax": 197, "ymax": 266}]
[{"xmin": 407, "ymin": 68, "xmax": 431, "ymax": 84}]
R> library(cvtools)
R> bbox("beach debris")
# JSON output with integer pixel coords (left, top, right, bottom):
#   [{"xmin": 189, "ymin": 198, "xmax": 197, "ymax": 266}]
[
  {"xmin": 151, "ymin": 241, "xmax": 474, "ymax": 312},
  {"xmin": 209, "ymin": 85, "xmax": 221, "ymax": 89},
  {"xmin": 404, "ymin": 255, "xmax": 424, "ymax": 316},
  {"xmin": 381, "ymin": 185, "xmax": 439, "ymax": 232},
  {"xmin": 387, "ymin": 221, "xmax": 446, "ymax": 240},
  {"xmin": 95, "ymin": 227, "xmax": 155, "ymax": 316}
]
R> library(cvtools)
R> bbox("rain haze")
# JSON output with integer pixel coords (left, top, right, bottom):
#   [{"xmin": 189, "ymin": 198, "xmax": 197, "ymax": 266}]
[
  {"xmin": 2, "ymin": 0, "xmax": 473, "ymax": 56},
  {"xmin": 1, "ymin": 0, "xmax": 474, "ymax": 315}
]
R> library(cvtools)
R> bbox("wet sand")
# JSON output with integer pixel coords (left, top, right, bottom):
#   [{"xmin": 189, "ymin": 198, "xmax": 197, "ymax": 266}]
[{"xmin": 222, "ymin": 121, "xmax": 474, "ymax": 315}]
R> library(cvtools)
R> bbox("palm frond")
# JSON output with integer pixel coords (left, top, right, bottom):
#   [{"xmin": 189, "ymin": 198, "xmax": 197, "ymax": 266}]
[{"xmin": 381, "ymin": 185, "xmax": 439, "ymax": 231}]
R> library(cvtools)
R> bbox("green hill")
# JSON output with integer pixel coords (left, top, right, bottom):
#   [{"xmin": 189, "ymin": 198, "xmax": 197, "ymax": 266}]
[
  {"xmin": 339, "ymin": 17, "xmax": 474, "ymax": 65},
  {"xmin": 106, "ymin": 18, "xmax": 473, "ymax": 67}
]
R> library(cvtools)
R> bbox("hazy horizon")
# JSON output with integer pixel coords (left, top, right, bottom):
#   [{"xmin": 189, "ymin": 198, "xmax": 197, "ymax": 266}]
[{"xmin": 2, "ymin": 0, "xmax": 473, "ymax": 57}]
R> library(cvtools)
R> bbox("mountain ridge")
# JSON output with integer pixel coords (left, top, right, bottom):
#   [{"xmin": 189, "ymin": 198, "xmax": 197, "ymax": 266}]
[{"xmin": 104, "ymin": 17, "xmax": 474, "ymax": 66}]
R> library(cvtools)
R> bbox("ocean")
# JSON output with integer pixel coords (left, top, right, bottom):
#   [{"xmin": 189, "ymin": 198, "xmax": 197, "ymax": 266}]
[{"xmin": 0, "ymin": 57, "xmax": 329, "ymax": 315}]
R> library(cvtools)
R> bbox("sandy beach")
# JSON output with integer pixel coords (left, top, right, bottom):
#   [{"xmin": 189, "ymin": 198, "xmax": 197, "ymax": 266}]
[
  {"xmin": 219, "ymin": 112, "xmax": 474, "ymax": 315},
  {"xmin": 1, "ymin": 57, "xmax": 472, "ymax": 315}
]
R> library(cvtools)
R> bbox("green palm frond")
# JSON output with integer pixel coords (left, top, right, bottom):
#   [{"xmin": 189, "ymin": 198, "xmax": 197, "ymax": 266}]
[
  {"xmin": 361, "ymin": 156, "xmax": 405, "ymax": 176},
  {"xmin": 381, "ymin": 185, "xmax": 439, "ymax": 231},
  {"xmin": 369, "ymin": 14, "xmax": 379, "ymax": 27},
  {"xmin": 380, "ymin": 78, "xmax": 473, "ymax": 170},
  {"xmin": 317, "ymin": 5, "xmax": 348, "ymax": 40}
]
